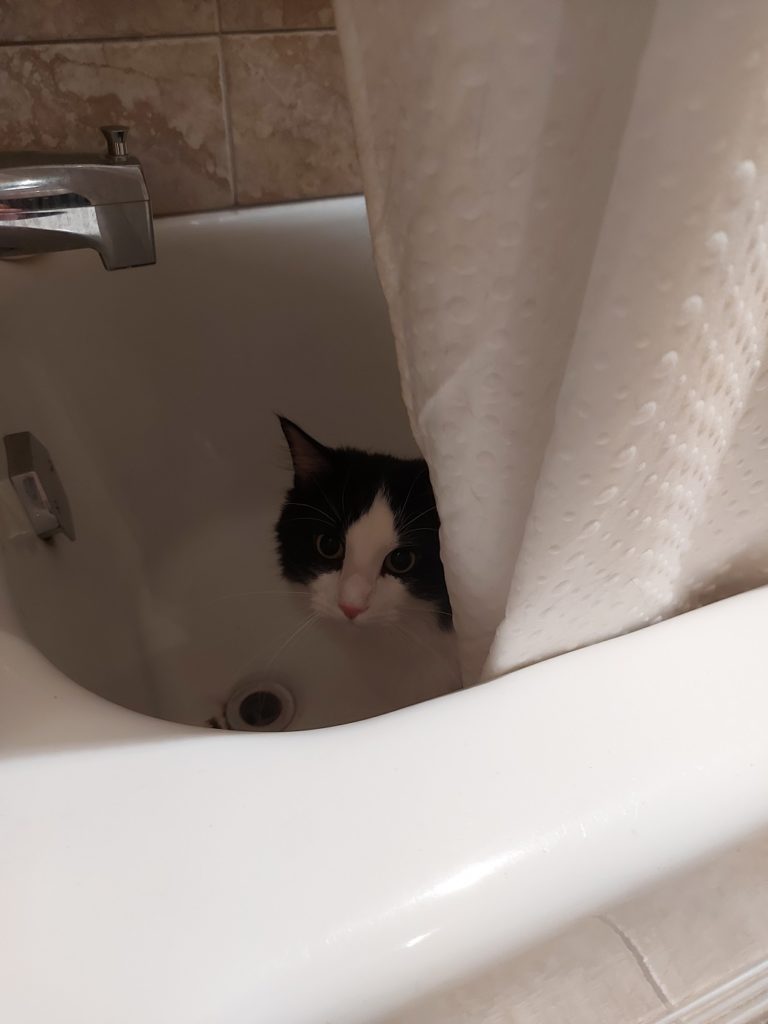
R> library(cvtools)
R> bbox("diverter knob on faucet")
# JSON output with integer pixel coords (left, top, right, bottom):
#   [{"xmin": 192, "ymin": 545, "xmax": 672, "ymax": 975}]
[{"xmin": 100, "ymin": 125, "xmax": 129, "ymax": 160}]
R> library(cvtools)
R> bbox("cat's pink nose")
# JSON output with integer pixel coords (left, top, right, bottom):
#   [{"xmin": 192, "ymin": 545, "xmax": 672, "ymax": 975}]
[{"xmin": 339, "ymin": 602, "xmax": 365, "ymax": 620}]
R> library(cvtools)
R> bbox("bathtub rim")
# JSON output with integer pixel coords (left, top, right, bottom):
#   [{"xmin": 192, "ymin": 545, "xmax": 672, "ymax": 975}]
[{"xmin": 2, "ymin": 585, "xmax": 768, "ymax": 1023}]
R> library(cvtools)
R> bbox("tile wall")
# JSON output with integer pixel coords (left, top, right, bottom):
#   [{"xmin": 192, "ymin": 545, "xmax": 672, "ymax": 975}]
[{"xmin": 0, "ymin": 0, "xmax": 362, "ymax": 214}]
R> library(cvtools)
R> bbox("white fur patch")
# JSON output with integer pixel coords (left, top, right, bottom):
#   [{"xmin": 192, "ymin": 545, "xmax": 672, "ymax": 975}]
[{"xmin": 309, "ymin": 491, "xmax": 409, "ymax": 626}]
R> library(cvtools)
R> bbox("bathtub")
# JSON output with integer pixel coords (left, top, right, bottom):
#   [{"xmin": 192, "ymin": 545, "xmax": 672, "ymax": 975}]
[
  {"xmin": 0, "ymin": 197, "xmax": 456, "ymax": 730},
  {"xmin": 1, "ymin": 197, "xmax": 768, "ymax": 1024}
]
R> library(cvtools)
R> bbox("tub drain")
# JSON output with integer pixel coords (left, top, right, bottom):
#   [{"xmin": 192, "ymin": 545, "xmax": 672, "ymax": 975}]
[
  {"xmin": 239, "ymin": 690, "xmax": 282, "ymax": 728},
  {"xmin": 224, "ymin": 676, "xmax": 295, "ymax": 732}
]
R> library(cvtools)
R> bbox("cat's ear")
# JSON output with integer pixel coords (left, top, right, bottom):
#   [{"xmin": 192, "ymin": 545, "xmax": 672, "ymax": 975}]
[{"xmin": 278, "ymin": 416, "xmax": 332, "ymax": 480}]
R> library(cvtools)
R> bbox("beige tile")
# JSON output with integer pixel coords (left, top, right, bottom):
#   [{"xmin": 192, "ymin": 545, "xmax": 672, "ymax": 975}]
[
  {"xmin": 0, "ymin": 0, "xmax": 217, "ymax": 44},
  {"xmin": 224, "ymin": 31, "xmax": 361, "ymax": 205},
  {"xmin": 383, "ymin": 918, "xmax": 666, "ymax": 1024},
  {"xmin": 219, "ymin": 0, "xmax": 334, "ymax": 32},
  {"xmin": 0, "ymin": 39, "xmax": 232, "ymax": 216},
  {"xmin": 608, "ymin": 831, "xmax": 768, "ymax": 1007}
]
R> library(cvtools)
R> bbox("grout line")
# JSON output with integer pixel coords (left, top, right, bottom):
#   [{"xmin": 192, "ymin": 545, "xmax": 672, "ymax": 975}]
[
  {"xmin": 0, "ymin": 27, "xmax": 336, "ymax": 49},
  {"xmin": 220, "ymin": 28, "xmax": 335, "ymax": 39},
  {"xmin": 599, "ymin": 915, "xmax": 671, "ymax": 1008},
  {"xmin": 0, "ymin": 31, "xmax": 219, "ymax": 48},
  {"xmin": 212, "ymin": 0, "xmax": 237, "ymax": 205},
  {"xmin": 216, "ymin": 26, "xmax": 238, "ymax": 209}
]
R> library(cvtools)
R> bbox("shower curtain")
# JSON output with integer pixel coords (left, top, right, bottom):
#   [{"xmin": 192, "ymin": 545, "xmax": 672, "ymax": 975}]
[{"xmin": 334, "ymin": 0, "xmax": 768, "ymax": 684}]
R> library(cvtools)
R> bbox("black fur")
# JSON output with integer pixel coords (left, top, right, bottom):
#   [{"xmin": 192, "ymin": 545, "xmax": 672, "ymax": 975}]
[{"xmin": 275, "ymin": 417, "xmax": 452, "ymax": 628}]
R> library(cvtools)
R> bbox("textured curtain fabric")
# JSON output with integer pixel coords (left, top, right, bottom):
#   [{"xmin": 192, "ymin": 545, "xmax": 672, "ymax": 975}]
[{"xmin": 334, "ymin": 0, "xmax": 768, "ymax": 684}]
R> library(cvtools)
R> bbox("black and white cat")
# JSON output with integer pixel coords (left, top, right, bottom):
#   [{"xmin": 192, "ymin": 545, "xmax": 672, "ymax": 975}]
[{"xmin": 275, "ymin": 417, "xmax": 453, "ymax": 630}]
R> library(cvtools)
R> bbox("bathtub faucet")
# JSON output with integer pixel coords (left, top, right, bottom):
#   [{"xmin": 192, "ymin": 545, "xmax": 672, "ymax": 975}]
[{"xmin": 0, "ymin": 126, "xmax": 155, "ymax": 270}]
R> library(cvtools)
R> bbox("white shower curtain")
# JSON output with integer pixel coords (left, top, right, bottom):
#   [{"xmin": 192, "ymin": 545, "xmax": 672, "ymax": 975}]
[{"xmin": 333, "ymin": 0, "xmax": 768, "ymax": 684}]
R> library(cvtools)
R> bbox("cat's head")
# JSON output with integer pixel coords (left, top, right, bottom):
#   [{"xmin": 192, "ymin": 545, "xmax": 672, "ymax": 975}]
[{"xmin": 275, "ymin": 417, "xmax": 452, "ymax": 629}]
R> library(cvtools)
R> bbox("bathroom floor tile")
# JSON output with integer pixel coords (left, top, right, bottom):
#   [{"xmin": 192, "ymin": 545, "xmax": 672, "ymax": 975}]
[
  {"xmin": 607, "ymin": 831, "xmax": 768, "ymax": 1007},
  {"xmin": 383, "ymin": 917, "xmax": 667, "ymax": 1024}
]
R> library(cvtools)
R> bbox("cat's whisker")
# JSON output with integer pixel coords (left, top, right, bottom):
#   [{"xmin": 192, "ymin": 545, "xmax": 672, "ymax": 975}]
[
  {"xmin": 289, "ymin": 517, "xmax": 343, "ymax": 526},
  {"xmin": 182, "ymin": 589, "xmax": 308, "ymax": 613},
  {"xmin": 398, "ymin": 504, "xmax": 438, "ymax": 532},
  {"xmin": 397, "ymin": 467, "xmax": 427, "ymax": 526},
  {"xmin": 398, "ymin": 528, "xmax": 440, "ymax": 544},
  {"xmin": 206, "ymin": 589, "xmax": 309, "ymax": 605},
  {"xmin": 310, "ymin": 596, "xmax": 337, "ymax": 618},
  {"xmin": 393, "ymin": 623, "xmax": 459, "ymax": 677},
  {"xmin": 265, "ymin": 613, "xmax": 320, "ymax": 669},
  {"xmin": 222, "ymin": 608, "xmax": 316, "ymax": 683},
  {"xmin": 400, "ymin": 606, "xmax": 453, "ymax": 618},
  {"xmin": 340, "ymin": 465, "xmax": 351, "ymax": 522},
  {"xmin": 310, "ymin": 480, "xmax": 343, "ymax": 526},
  {"xmin": 283, "ymin": 502, "xmax": 337, "ymax": 525}
]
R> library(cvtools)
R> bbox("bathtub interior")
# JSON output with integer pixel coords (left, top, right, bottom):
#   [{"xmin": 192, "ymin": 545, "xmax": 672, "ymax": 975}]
[{"xmin": 0, "ymin": 199, "xmax": 460, "ymax": 729}]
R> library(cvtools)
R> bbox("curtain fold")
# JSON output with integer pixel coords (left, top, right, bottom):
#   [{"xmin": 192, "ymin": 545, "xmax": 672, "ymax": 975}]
[{"xmin": 334, "ymin": 0, "xmax": 768, "ymax": 683}]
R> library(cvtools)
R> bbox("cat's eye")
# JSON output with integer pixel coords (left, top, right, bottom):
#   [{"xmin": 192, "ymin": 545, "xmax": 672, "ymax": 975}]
[
  {"xmin": 383, "ymin": 548, "xmax": 416, "ymax": 574},
  {"xmin": 315, "ymin": 534, "xmax": 344, "ymax": 560}
]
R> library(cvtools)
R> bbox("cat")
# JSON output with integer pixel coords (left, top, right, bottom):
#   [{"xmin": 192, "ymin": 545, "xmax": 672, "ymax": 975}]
[{"xmin": 275, "ymin": 417, "xmax": 453, "ymax": 630}]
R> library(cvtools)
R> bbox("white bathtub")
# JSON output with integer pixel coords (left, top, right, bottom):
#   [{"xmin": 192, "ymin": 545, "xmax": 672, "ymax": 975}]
[
  {"xmin": 0, "ymin": 197, "xmax": 458, "ymax": 730},
  {"xmin": 1, "ymin": 198, "xmax": 768, "ymax": 1023}
]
